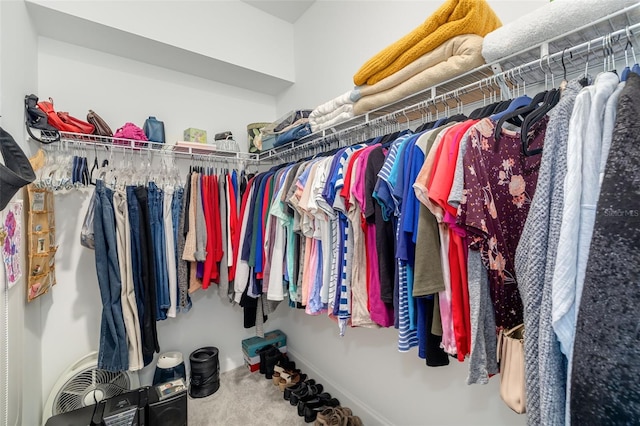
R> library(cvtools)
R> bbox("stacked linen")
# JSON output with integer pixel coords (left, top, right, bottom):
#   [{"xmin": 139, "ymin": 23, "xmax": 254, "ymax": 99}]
[
  {"xmin": 273, "ymin": 119, "xmax": 312, "ymax": 147},
  {"xmin": 309, "ymin": 91, "xmax": 355, "ymax": 133},
  {"xmin": 482, "ymin": 0, "xmax": 637, "ymax": 64},
  {"xmin": 260, "ymin": 110, "xmax": 313, "ymax": 149},
  {"xmin": 352, "ymin": 34, "xmax": 485, "ymax": 116},
  {"xmin": 353, "ymin": 0, "xmax": 501, "ymax": 86}
]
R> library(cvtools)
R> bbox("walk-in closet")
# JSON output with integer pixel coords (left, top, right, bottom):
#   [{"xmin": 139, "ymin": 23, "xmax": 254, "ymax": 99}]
[{"xmin": 1, "ymin": 1, "xmax": 639, "ymax": 425}]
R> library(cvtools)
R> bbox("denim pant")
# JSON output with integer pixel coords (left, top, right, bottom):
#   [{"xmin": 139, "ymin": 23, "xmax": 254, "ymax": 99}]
[
  {"xmin": 134, "ymin": 186, "xmax": 159, "ymax": 366},
  {"xmin": 126, "ymin": 186, "xmax": 145, "ymax": 333},
  {"xmin": 94, "ymin": 180, "xmax": 129, "ymax": 371},
  {"xmin": 171, "ymin": 187, "xmax": 184, "ymax": 308},
  {"xmin": 148, "ymin": 182, "xmax": 169, "ymax": 320}
]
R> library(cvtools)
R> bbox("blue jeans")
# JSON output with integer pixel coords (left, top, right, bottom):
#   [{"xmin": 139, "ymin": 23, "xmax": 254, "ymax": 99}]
[
  {"xmin": 171, "ymin": 187, "xmax": 183, "ymax": 251},
  {"xmin": 94, "ymin": 180, "xmax": 129, "ymax": 371},
  {"xmin": 148, "ymin": 182, "xmax": 169, "ymax": 320},
  {"xmin": 171, "ymin": 187, "xmax": 185, "ymax": 308},
  {"xmin": 126, "ymin": 186, "xmax": 145, "ymax": 332}
]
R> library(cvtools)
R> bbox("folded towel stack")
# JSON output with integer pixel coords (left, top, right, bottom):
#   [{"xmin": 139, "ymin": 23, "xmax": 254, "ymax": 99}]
[
  {"xmin": 309, "ymin": 91, "xmax": 355, "ymax": 133},
  {"xmin": 482, "ymin": 0, "xmax": 637, "ymax": 64},
  {"xmin": 353, "ymin": 0, "xmax": 501, "ymax": 86}
]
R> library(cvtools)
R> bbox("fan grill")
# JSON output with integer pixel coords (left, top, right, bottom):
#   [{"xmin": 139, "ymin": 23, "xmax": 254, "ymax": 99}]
[{"xmin": 53, "ymin": 367, "xmax": 131, "ymax": 415}]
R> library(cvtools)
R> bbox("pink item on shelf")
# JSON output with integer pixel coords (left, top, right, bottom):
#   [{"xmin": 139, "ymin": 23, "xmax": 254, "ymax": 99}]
[{"xmin": 113, "ymin": 122, "xmax": 149, "ymax": 148}]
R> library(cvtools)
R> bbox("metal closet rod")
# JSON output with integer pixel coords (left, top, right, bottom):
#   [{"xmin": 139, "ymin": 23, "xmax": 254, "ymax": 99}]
[
  {"xmin": 262, "ymin": 20, "xmax": 640, "ymax": 164},
  {"xmin": 55, "ymin": 131, "xmax": 261, "ymax": 164}
]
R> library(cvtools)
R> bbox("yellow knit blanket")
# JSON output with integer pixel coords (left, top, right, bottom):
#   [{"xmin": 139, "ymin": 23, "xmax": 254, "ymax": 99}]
[{"xmin": 353, "ymin": 0, "xmax": 501, "ymax": 86}]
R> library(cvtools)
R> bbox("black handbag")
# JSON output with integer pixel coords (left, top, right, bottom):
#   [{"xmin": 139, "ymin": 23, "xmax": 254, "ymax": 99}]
[
  {"xmin": 214, "ymin": 131, "xmax": 233, "ymax": 141},
  {"xmin": 143, "ymin": 116, "xmax": 165, "ymax": 145},
  {"xmin": 24, "ymin": 94, "xmax": 60, "ymax": 144}
]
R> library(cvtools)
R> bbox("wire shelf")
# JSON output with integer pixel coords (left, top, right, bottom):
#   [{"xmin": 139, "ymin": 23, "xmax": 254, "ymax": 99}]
[
  {"xmin": 45, "ymin": 131, "xmax": 260, "ymax": 164},
  {"xmin": 258, "ymin": 3, "xmax": 640, "ymax": 164}
]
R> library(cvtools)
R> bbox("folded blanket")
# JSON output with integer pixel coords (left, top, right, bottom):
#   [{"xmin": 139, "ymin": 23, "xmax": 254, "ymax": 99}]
[
  {"xmin": 310, "ymin": 91, "xmax": 354, "ymax": 117},
  {"xmin": 310, "ymin": 104, "xmax": 353, "ymax": 127},
  {"xmin": 352, "ymin": 34, "xmax": 483, "ymax": 102},
  {"xmin": 310, "ymin": 108, "xmax": 355, "ymax": 133},
  {"xmin": 353, "ymin": 0, "xmax": 500, "ymax": 86},
  {"xmin": 353, "ymin": 37, "xmax": 485, "ymax": 116},
  {"xmin": 482, "ymin": 0, "xmax": 637, "ymax": 63}
]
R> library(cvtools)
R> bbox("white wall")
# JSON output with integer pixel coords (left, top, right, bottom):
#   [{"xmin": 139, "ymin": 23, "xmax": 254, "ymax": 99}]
[
  {"xmin": 0, "ymin": 1, "xmax": 41, "ymax": 425},
  {"xmin": 38, "ymin": 37, "xmax": 276, "ymax": 151},
  {"xmin": 271, "ymin": 1, "xmax": 550, "ymax": 424},
  {"xmin": 37, "ymin": 37, "xmax": 278, "ymax": 406},
  {"xmin": 27, "ymin": 0, "xmax": 296, "ymax": 83}
]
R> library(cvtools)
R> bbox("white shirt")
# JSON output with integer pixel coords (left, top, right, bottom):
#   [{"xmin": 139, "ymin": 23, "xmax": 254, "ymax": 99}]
[{"xmin": 552, "ymin": 72, "xmax": 619, "ymax": 358}]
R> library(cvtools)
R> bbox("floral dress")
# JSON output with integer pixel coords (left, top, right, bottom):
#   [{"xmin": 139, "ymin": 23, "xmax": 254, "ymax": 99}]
[{"xmin": 457, "ymin": 117, "xmax": 548, "ymax": 329}]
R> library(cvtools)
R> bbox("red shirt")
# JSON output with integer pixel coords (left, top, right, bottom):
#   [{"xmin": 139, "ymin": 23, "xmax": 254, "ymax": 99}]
[
  {"xmin": 428, "ymin": 121, "xmax": 477, "ymax": 360},
  {"xmin": 227, "ymin": 173, "xmax": 238, "ymax": 282},
  {"xmin": 201, "ymin": 175, "xmax": 214, "ymax": 289}
]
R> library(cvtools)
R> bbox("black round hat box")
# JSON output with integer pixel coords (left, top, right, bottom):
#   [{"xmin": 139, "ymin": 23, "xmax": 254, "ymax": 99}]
[{"xmin": 189, "ymin": 346, "xmax": 220, "ymax": 398}]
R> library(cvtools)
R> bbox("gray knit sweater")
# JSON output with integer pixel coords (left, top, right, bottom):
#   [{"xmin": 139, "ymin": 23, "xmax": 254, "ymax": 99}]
[
  {"xmin": 177, "ymin": 181, "xmax": 191, "ymax": 312},
  {"xmin": 194, "ymin": 173, "xmax": 207, "ymax": 261},
  {"xmin": 515, "ymin": 79, "xmax": 584, "ymax": 426}
]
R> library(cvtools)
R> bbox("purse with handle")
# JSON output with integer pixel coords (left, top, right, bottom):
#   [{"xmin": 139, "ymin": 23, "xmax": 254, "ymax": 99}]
[
  {"xmin": 143, "ymin": 116, "xmax": 165, "ymax": 146},
  {"xmin": 87, "ymin": 110, "xmax": 113, "ymax": 137},
  {"xmin": 37, "ymin": 98, "xmax": 82, "ymax": 133},
  {"xmin": 57, "ymin": 111, "xmax": 95, "ymax": 134},
  {"xmin": 24, "ymin": 94, "xmax": 60, "ymax": 144},
  {"xmin": 498, "ymin": 323, "xmax": 526, "ymax": 414}
]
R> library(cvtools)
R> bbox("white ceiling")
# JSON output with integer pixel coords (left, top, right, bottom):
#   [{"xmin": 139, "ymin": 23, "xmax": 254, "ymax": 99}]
[{"xmin": 241, "ymin": 0, "xmax": 315, "ymax": 23}]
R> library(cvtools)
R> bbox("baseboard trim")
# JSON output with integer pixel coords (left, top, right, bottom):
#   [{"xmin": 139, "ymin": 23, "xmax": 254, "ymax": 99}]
[{"xmin": 286, "ymin": 348, "xmax": 394, "ymax": 426}]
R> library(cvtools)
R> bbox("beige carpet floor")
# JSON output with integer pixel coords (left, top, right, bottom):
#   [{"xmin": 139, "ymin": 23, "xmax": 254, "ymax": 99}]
[{"xmin": 187, "ymin": 366, "xmax": 307, "ymax": 425}]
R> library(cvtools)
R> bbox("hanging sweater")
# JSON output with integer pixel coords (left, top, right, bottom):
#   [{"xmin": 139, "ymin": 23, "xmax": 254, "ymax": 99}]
[
  {"xmin": 514, "ymin": 79, "xmax": 583, "ymax": 426},
  {"xmin": 176, "ymin": 174, "xmax": 192, "ymax": 312}
]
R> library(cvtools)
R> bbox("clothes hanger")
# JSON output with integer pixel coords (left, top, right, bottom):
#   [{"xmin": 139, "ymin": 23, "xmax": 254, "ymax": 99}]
[
  {"xmin": 81, "ymin": 155, "xmax": 89, "ymax": 187},
  {"xmin": 621, "ymin": 27, "xmax": 635, "ymax": 81},
  {"xmin": 520, "ymin": 88, "xmax": 560, "ymax": 156},
  {"xmin": 490, "ymin": 95, "xmax": 531, "ymax": 121},
  {"xmin": 579, "ymin": 41, "xmax": 591, "ymax": 87},
  {"xmin": 490, "ymin": 68, "xmax": 532, "ymax": 122},
  {"xmin": 445, "ymin": 89, "xmax": 467, "ymax": 123},
  {"xmin": 477, "ymin": 79, "xmax": 505, "ymax": 118},
  {"xmin": 60, "ymin": 142, "xmax": 74, "ymax": 190},
  {"xmin": 89, "ymin": 145, "xmax": 102, "ymax": 186},
  {"xmin": 469, "ymin": 81, "xmax": 489, "ymax": 119},
  {"xmin": 519, "ymin": 59, "xmax": 561, "ymax": 156},
  {"xmin": 493, "ymin": 88, "xmax": 546, "ymax": 141},
  {"xmin": 604, "ymin": 33, "xmax": 619, "ymax": 76}
]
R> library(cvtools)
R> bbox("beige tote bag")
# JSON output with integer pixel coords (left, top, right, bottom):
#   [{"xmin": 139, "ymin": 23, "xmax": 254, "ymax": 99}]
[{"xmin": 498, "ymin": 323, "xmax": 526, "ymax": 414}]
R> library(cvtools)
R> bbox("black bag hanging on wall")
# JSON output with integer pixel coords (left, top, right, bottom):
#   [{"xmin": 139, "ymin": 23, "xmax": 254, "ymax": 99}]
[{"xmin": 24, "ymin": 94, "xmax": 60, "ymax": 144}]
